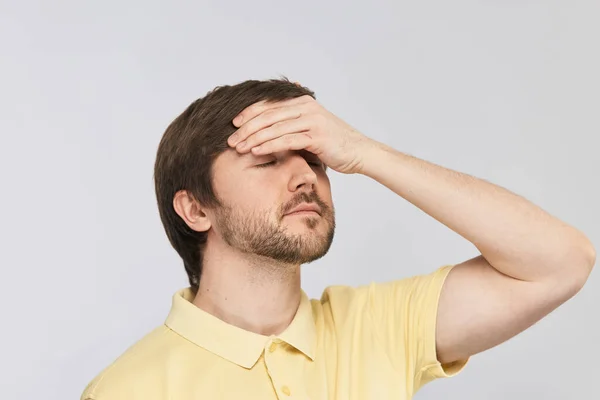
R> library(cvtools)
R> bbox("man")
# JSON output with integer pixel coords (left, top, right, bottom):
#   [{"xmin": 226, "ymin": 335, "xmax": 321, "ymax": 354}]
[{"xmin": 81, "ymin": 78, "xmax": 595, "ymax": 399}]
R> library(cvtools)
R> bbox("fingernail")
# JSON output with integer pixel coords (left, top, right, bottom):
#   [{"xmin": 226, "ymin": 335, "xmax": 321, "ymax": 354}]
[
  {"xmin": 228, "ymin": 134, "xmax": 238, "ymax": 145},
  {"xmin": 233, "ymin": 115, "xmax": 243, "ymax": 126}
]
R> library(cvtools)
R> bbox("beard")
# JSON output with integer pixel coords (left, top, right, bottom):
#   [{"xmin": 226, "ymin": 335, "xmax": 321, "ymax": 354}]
[{"xmin": 213, "ymin": 193, "xmax": 335, "ymax": 265}]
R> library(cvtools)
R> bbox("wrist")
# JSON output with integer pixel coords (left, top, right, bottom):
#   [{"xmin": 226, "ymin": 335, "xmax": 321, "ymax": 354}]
[{"xmin": 356, "ymin": 138, "xmax": 390, "ymax": 176}]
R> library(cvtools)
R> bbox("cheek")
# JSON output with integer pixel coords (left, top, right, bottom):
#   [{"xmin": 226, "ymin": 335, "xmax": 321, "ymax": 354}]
[{"xmin": 223, "ymin": 183, "xmax": 281, "ymax": 216}]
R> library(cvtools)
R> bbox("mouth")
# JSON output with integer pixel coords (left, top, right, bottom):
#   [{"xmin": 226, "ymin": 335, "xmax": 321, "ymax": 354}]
[
  {"xmin": 284, "ymin": 202, "xmax": 322, "ymax": 217},
  {"xmin": 285, "ymin": 210, "xmax": 321, "ymax": 217}
]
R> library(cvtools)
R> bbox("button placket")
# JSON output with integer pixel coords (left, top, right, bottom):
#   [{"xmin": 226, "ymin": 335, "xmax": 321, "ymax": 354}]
[{"xmin": 264, "ymin": 338, "xmax": 294, "ymax": 398}]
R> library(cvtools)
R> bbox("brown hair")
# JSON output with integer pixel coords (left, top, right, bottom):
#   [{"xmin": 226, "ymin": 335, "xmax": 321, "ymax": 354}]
[{"xmin": 153, "ymin": 77, "xmax": 315, "ymax": 294}]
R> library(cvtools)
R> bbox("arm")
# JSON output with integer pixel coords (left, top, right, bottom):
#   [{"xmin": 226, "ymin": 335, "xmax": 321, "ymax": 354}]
[
  {"xmin": 359, "ymin": 140, "xmax": 596, "ymax": 364},
  {"xmin": 226, "ymin": 95, "xmax": 595, "ymax": 363}
]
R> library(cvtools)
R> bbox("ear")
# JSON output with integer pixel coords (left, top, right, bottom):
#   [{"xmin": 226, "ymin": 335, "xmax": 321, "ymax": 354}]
[{"xmin": 172, "ymin": 190, "xmax": 212, "ymax": 232}]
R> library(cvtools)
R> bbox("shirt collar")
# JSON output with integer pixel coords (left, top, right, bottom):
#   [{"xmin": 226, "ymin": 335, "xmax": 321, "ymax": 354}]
[{"xmin": 165, "ymin": 288, "xmax": 316, "ymax": 369}]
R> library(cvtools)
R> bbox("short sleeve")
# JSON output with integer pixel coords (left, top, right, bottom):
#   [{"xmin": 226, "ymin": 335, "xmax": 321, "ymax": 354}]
[{"xmin": 367, "ymin": 265, "xmax": 469, "ymax": 393}]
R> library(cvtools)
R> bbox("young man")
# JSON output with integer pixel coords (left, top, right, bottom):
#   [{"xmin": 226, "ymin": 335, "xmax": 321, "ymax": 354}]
[{"xmin": 81, "ymin": 78, "xmax": 595, "ymax": 399}]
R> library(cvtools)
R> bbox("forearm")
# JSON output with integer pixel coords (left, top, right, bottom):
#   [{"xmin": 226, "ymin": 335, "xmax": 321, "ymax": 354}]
[{"xmin": 359, "ymin": 140, "xmax": 596, "ymax": 282}]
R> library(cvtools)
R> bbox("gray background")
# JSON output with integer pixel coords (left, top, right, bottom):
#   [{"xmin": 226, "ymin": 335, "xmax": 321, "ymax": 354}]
[{"xmin": 1, "ymin": 1, "xmax": 598, "ymax": 399}]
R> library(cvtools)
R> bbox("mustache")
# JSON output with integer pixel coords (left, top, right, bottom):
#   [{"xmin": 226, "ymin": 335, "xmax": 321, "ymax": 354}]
[{"xmin": 284, "ymin": 192, "xmax": 328, "ymax": 215}]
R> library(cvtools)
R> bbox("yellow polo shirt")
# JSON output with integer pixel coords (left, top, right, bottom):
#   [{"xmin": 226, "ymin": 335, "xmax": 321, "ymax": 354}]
[{"xmin": 81, "ymin": 265, "xmax": 468, "ymax": 399}]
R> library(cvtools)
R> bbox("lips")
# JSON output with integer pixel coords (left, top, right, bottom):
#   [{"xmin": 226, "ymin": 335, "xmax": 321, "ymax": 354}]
[{"xmin": 286, "ymin": 203, "xmax": 321, "ymax": 216}]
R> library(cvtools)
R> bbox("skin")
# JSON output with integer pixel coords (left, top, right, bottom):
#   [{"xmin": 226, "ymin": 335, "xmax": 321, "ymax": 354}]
[
  {"xmin": 173, "ymin": 144, "xmax": 336, "ymax": 335},
  {"xmin": 174, "ymin": 94, "xmax": 596, "ymax": 363}
]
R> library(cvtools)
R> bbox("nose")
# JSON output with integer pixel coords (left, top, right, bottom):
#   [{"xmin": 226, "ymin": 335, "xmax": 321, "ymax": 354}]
[{"xmin": 288, "ymin": 156, "xmax": 318, "ymax": 192}]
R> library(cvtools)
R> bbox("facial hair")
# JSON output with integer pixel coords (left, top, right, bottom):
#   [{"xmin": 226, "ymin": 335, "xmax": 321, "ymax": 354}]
[{"xmin": 214, "ymin": 191, "xmax": 335, "ymax": 265}]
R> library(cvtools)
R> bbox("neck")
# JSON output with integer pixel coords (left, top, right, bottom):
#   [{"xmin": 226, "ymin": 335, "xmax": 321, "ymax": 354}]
[{"xmin": 192, "ymin": 245, "xmax": 302, "ymax": 336}]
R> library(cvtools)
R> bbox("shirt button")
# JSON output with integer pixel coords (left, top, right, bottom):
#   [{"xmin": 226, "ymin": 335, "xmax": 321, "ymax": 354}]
[{"xmin": 281, "ymin": 386, "xmax": 291, "ymax": 396}]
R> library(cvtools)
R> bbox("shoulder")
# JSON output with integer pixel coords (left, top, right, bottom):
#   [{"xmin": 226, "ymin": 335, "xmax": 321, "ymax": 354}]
[
  {"xmin": 310, "ymin": 265, "xmax": 456, "ymax": 341},
  {"xmin": 80, "ymin": 325, "xmax": 192, "ymax": 400},
  {"xmin": 316, "ymin": 265, "xmax": 454, "ymax": 313}
]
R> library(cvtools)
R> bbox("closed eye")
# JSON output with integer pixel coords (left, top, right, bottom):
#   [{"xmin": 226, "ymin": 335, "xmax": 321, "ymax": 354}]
[
  {"xmin": 256, "ymin": 161, "xmax": 277, "ymax": 168},
  {"xmin": 255, "ymin": 160, "xmax": 326, "ymax": 170},
  {"xmin": 309, "ymin": 161, "xmax": 327, "ymax": 171}
]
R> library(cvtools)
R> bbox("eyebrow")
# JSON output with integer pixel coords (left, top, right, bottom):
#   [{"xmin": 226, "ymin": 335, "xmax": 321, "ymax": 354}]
[
  {"xmin": 241, "ymin": 152, "xmax": 271, "ymax": 162},
  {"xmin": 240, "ymin": 150, "xmax": 324, "ymax": 167},
  {"xmin": 238, "ymin": 152, "xmax": 270, "ymax": 169}
]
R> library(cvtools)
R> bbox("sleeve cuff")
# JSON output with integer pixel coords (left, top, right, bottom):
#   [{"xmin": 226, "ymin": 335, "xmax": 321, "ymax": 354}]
[{"xmin": 416, "ymin": 264, "xmax": 470, "ymax": 387}]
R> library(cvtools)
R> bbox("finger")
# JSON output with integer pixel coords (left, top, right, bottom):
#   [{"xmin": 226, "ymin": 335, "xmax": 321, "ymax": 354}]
[
  {"xmin": 229, "ymin": 105, "xmax": 304, "ymax": 147},
  {"xmin": 233, "ymin": 95, "xmax": 313, "ymax": 127},
  {"xmin": 235, "ymin": 118, "xmax": 309, "ymax": 152},
  {"xmin": 251, "ymin": 133, "xmax": 313, "ymax": 156}
]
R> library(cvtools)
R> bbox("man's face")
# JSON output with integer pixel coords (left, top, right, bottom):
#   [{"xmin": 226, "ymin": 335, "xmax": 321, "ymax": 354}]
[{"xmin": 207, "ymin": 148, "xmax": 335, "ymax": 265}]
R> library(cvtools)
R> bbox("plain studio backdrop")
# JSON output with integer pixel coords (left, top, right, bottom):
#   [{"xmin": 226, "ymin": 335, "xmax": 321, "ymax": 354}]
[{"xmin": 1, "ymin": 1, "xmax": 598, "ymax": 399}]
